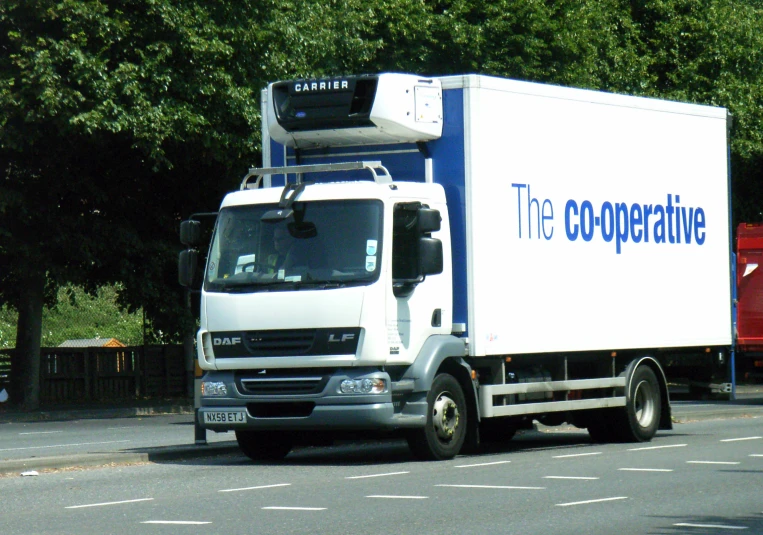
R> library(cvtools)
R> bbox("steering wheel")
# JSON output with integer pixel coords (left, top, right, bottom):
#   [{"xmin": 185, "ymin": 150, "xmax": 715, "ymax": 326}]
[{"xmin": 237, "ymin": 261, "xmax": 274, "ymax": 274}]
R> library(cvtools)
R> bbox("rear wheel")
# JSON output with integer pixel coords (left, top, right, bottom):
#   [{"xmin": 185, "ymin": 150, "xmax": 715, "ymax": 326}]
[
  {"xmin": 620, "ymin": 365, "xmax": 661, "ymax": 442},
  {"xmin": 235, "ymin": 430, "xmax": 293, "ymax": 461},
  {"xmin": 407, "ymin": 373, "xmax": 467, "ymax": 460}
]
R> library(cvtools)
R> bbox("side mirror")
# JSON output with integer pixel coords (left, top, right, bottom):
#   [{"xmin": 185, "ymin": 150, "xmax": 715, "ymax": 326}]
[
  {"xmin": 180, "ymin": 220, "xmax": 201, "ymax": 246},
  {"xmin": 419, "ymin": 237, "xmax": 443, "ymax": 276},
  {"xmin": 418, "ymin": 208, "xmax": 441, "ymax": 234},
  {"xmin": 178, "ymin": 249, "xmax": 199, "ymax": 287}
]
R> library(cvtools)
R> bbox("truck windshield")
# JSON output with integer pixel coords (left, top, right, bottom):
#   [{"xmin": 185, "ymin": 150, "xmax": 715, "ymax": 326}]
[{"xmin": 204, "ymin": 199, "xmax": 383, "ymax": 292}]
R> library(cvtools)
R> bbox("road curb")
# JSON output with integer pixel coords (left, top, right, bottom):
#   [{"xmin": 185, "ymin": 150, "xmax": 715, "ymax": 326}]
[
  {"xmin": 0, "ymin": 441, "xmax": 240, "ymax": 475},
  {"xmin": 0, "ymin": 405, "xmax": 194, "ymax": 424},
  {"xmin": 672, "ymin": 408, "xmax": 763, "ymax": 423}
]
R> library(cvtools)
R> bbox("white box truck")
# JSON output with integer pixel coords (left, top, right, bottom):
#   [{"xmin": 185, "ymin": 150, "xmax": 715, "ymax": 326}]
[{"xmin": 179, "ymin": 73, "xmax": 732, "ymax": 460}]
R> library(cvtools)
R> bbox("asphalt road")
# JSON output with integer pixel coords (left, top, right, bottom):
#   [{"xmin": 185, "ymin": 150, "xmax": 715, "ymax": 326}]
[
  {"xmin": 1, "ymin": 395, "xmax": 763, "ymax": 472},
  {"xmin": 1, "ymin": 417, "xmax": 762, "ymax": 535}
]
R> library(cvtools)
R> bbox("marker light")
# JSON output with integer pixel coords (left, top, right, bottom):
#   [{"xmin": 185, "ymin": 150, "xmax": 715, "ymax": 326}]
[{"xmin": 339, "ymin": 378, "xmax": 387, "ymax": 394}]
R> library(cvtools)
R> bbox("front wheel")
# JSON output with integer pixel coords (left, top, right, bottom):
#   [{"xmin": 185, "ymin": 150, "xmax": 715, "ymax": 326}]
[{"xmin": 407, "ymin": 373, "xmax": 467, "ymax": 461}]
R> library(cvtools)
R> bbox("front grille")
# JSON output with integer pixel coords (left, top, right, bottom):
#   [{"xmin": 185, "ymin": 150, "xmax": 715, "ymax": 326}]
[
  {"xmin": 244, "ymin": 330, "xmax": 316, "ymax": 356},
  {"xmin": 240, "ymin": 377, "xmax": 325, "ymax": 396},
  {"xmin": 235, "ymin": 369, "xmax": 332, "ymax": 396}
]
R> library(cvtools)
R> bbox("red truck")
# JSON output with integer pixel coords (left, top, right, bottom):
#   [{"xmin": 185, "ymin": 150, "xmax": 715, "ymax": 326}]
[{"xmin": 736, "ymin": 222, "xmax": 763, "ymax": 382}]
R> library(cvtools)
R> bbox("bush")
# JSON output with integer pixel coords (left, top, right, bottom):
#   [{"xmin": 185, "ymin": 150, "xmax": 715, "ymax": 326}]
[{"xmin": 0, "ymin": 284, "xmax": 144, "ymax": 349}]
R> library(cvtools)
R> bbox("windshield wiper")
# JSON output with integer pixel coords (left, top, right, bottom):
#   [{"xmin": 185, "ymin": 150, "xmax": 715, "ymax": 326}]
[
  {"xmin": 208, "ymin": 280, "xmax": 284, "ymax": 293},
  {"xmin": 208, "ymin": 278, "xmax": 367, "ymax": 293},
  {"xmin": 291, "ymin": 281, "xmax": 347, "ymax": 290}
]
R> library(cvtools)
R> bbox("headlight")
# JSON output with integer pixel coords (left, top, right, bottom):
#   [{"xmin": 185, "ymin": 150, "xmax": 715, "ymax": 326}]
[
  {"xmin": 339, "ymin": 378, "xmax": 386, "ymax": 394},
  {"xmin": 201, "ymin": 381, "xmax": 228, "ymax": 397}
]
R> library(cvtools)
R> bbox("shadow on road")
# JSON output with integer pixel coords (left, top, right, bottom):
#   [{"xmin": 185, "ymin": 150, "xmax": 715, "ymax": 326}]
[{"xmin": 648, "ymin": 512, "xmax": 763, "ymax": 534}]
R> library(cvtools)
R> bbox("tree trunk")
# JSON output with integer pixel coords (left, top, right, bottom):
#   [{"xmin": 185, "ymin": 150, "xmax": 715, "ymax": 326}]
[{"xmin": 10, "ymin": 270, "xmax": 46, "ymax": 411}]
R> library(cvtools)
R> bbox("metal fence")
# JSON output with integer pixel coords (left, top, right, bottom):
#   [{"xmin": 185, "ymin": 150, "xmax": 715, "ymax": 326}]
[{"xmin": 0, "ymin": 345, "xmax": 188, "ymax": 404}]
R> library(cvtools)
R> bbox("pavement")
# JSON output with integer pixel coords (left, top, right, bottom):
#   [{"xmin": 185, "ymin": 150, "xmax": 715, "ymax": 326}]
[{"xmin": 1, "ymin": 386, "xmax": 762, "ymax": 476}]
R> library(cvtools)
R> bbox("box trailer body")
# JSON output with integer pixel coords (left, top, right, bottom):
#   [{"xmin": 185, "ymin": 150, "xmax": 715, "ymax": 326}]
[{"xmin": 182, "ymin": 74, "xmax": 732, "ymax": 460}]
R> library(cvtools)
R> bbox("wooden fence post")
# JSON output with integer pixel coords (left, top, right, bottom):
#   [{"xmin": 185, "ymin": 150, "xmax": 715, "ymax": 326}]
[{"xmin": 83, "ymin": 348, "xmax": 92, "ymax": 401}]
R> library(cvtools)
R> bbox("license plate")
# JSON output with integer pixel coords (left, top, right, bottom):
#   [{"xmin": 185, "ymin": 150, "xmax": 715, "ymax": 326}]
[{"xmin": 203, "ymin": 410, "xmax": 246, "ymax": 424}]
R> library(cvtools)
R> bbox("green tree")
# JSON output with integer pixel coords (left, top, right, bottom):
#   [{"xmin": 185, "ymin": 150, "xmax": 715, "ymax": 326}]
[
  {"xmin": 0, "ymin": 0, "xmax": 389, "ymax": 410},
  {"xmin": 0, "ymin": 0, "xmax": 258, "ymax": 409},
  {"xmin": 630, "ymin": 0, "xmax": 763, "ymax": 224}
]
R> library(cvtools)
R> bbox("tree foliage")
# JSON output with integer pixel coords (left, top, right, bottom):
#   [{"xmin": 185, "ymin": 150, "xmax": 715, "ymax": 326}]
[{"xmin": 1, "ymin": 0, "xmax": 761, "ymax": 408}]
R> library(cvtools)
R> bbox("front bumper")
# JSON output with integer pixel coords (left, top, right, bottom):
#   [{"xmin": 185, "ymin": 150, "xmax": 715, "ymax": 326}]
[{"xmin": 197, "ymin": 368, "xmax": 427, "ymax": 432}]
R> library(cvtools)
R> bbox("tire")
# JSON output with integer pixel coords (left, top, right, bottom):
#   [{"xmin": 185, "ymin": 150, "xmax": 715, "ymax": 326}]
[
  {"xmin": 619, "ymin": 365, "xmax": 661, "ymax": 442},
  {"xmin": 407, "ymin": 373, "xmax": 468, "ymax": 460},
  {"xmin": 235, "ymin": 430, "xmax": 293, "ymax": 461}
]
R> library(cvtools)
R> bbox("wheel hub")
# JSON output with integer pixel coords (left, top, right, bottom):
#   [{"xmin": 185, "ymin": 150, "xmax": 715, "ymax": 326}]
[
  {"xmin": 432, "ymin": 393, "xmax": 459, "ymax": 441},
  {"xmin": 634, "ymin": 379, "xmax": 656, "ymax": 427}
]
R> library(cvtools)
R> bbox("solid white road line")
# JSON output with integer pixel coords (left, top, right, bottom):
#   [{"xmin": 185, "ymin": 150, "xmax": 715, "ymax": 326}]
[
  {"xmin": 141, "ymin": 521, "xmax": 211, "ymax": 525},
  {"xmin": 556, "ymin": 497, "xmax": 628, "ymax": 507},
  {"xmin": 345, "ymin": 471, "xmax": 409, "ymax": 479},
  {"xmin": 219, "ymin": 483, "xmax": 291, "ymax": 493},
  {"xmin": 627, "ymin": 444, "xmax": 687, "ymax": 451},
  {"xmin": 750, "ymin": 454, "xmax": 763, "ymax": 457},
  {"xmin": 0, "ymin": 440, "xmax": 130, "ymax": 452},
  {"xmin": 618, "ymin": 468, "xmax": 673, "ymax": 472},
  {"xmin": 720, "ymin": 436, "xmax": 762, "ymax": 442},
  {"xmin": 436, "ymin": 484, "xmax": 545, "ymax": 490},
  {"xmin": 18, "ymin": 431, "xmax": 63, "ymax": 435},
  {"xmin": 262, "ymin": 507, "xmax": 326, "ymax": 511},
  {"xmin": 66, "ymin": 498, "xmax": 154, "ymax": 509},
  {"xmin": 455, "ymin": 460, "xmax": 511, "ymax": 468},
  {"xmin": 687, "ymin": 461, "xmax": 741, "ymax": 465},
  {"xmin": 673, "ymin": 522, "xmax": 747, "ymax": 530},
  {"xmin": 366, "ymin": 495, "xmax": 428, "ymax": 499},
  {"xmin": 553, "ymin": 452, "xmax": 602, "ymax": 459},
  {"xmin": 543, "ymin": 476, "xmax": 599, "ymax": 480}
]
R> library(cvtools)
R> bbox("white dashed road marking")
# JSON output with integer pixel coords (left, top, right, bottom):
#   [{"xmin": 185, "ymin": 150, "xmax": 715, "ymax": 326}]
[
  {"xmin": 366, "ymin": 495, "xmax": 428, "ymax": 499},
  {"xmin": 345, "ymin": 471, "xmax": 409, "ymax": 479},
  {"xmin": 219, "ymin": 483, "xmax": 291, "ymax": 493},
  {"xmin": 455, "ymin": 460, "xmax": 511, "ymax": 468},
  {"xmin": 618, "ymin": 468, "xmax": 673, "ymax": 472},
  {"xmin": 687, "ymin": 461, "xmax": 740, "ymax": 465},
  {"xmin": 66, "ymin": 498, "xmax": 154, "ymax": 509},
  {"xmin": 673, "ymin": 523, "xmax": 747, "ymax": 530},
  {"xmin": 436, "ymin": 484, "xmax": 545, "ymax": 490},
  {"xmin": 556, "ymin": 497, "xmax": 628, "ymax": 507},
  {"xmin": 141, "ymin": 521, "xmax": 211, "ymax": 525},
  {"xmin": 262, "ymin": 507, "xmax": 326, "ymax": 511},
  {"xmin": 720, "ymin": 437, "xmax": 761, "ymax": 442},
  {"xmin": 553, "ymin": 452, "xmax": 602, "ymax": 459},
  {"xmin": 627, "ymin": 444, "xmax": 687, "ymax": 451},
  {"xmin": 544, "ymin": 476, "xmax": 599, "ymax": 480}
]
